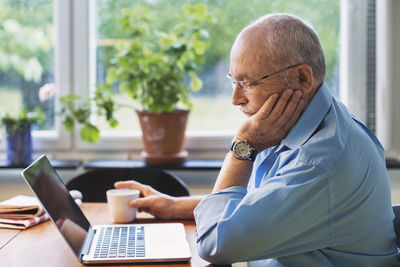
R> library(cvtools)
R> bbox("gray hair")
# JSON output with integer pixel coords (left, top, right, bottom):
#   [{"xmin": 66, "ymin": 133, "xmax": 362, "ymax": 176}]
[{"xmin": 248, "ymin": 13, "xmax": 326, "ymax": 84}]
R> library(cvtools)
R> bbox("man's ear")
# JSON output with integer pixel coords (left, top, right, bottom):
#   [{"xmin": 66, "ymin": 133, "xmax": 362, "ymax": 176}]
[{"xmin": 296, "ymin": 64, "xmax": 314, "ymax": 94}]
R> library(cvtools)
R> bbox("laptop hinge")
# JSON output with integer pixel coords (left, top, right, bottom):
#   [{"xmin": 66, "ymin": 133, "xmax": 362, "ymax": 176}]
[{"xmin": 80, "ymin": 227, "xmax": 96, "ymax": 260}]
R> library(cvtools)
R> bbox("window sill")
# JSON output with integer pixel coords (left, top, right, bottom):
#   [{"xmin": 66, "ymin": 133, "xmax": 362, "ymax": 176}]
[
  {"xmin": 83, "ymin": 157, "xmax": 400, "ymax": 170},
  {"xmin": 0, "ymin": 160, "xmax": 82, "ymax": 170},
  {"xmin": 1, "ymin": 158, "xmax": 398, "ymax": 170},
  {"xmin": 84, "ymin": 159, "xmax": 223, "ymax": 171}
]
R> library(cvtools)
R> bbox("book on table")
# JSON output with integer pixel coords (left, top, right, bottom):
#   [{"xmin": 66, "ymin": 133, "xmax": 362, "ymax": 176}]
[{"xmin": 0, "ymin": 195, "xmax": 49, "ymax": 229}]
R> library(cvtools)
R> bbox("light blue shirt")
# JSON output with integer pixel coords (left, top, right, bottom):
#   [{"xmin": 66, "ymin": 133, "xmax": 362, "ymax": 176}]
[{"xmin": 194, "ymin": 83, "xmax": 400, "ymax": 266}]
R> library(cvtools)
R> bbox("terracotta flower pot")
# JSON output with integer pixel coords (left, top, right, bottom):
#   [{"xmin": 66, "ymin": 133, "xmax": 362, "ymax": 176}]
[{"xmin": 136, "ymin": 109, "xmax": 189, "ymax": 165}]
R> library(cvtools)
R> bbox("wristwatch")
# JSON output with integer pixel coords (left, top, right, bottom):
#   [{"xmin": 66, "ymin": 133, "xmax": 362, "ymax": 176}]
[{"xmin": 230, "ymin": 140, "xmax": 256, "ymax": 161}]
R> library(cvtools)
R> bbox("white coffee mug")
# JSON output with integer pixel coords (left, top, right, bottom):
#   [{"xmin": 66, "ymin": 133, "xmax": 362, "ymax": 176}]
[{"xmin": 106, "ymin": 188, "xmax": 140, "ymax": 223}]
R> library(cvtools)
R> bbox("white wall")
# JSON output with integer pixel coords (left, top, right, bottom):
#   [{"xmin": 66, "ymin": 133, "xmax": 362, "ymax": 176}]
[
  {"xmin": 390, "ymin": 170, "xmax": 400, "ymax": 203},
  {"xmin": 376, "ymin": 0, "xmax": 400, "ymax": 159},
  {"xmin": 340, "ymin": 0, "xmax": 368, "ymax": 122}
]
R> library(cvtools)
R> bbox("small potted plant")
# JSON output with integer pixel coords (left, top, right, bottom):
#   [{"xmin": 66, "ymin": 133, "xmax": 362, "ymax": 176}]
[
  {"xmin": 59, "ymin": 3, "xmax": 215, "ymax": 164},
  {"xmin": 0, "ymin": 108, "xmax": 45, "ymax": 166},
  {"xmin": 0, "ymin": 83, "xmax": 54, "ymax": 166}
]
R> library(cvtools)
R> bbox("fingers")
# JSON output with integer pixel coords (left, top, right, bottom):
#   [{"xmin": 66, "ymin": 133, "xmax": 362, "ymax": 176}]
[
  {"xmin": 259, "ymin": 88, "xmax": 303, "ymax": 124},
  {"xmin": 282, "ymin": 90, "xmax": 301, "ymax": 114},
  {"xmin": 114, "ymin": 180, "xmax": 154, "ymax": 197},
  {"xmin": 255, "ymin": 89, "xmax": 297, "ymax": 122},
  {"xmin": 114, "ymin": 180, "xmax": 142, "ymax": 190},
  {"xmin": 282, "ymin": 96, "xmax": 307, "ymax": 133},
  {"xmin": 129, "ymin": 197, "xmax": 150, "ymax": 208},
  {"xmin": 275, "ymin": 89, "xmax": 303, "ymax": 124},
  {"xmin": 254, "ymin": 93, "xmax": 279, "ymax": 120},
  {"xmin": 236, "ymin": 88, "xmax": 306, "ymax": 151},
  {"xmin": 129, "ymin": 196, "xmax": 171, "ymax": 219},
  {"xmin": 267, "ymin": 89, "xmax": 294, "ymax": 122}
]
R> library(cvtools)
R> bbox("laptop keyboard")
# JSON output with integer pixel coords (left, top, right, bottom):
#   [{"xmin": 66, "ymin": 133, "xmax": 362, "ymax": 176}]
[{"xmin": 94, "ymin": 225, "xmax": 145, "ymax": 258}]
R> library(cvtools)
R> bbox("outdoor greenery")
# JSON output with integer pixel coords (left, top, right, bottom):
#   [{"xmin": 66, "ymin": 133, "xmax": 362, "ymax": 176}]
[
  {"xmin": 0, "ymin": 108, "xmax": 45, "ymax": 133},
  {"xmin": 96, "ymin": 0, "xmax": 340, "ymax": 96},
  {"xmin": 0, "ymin": 0, "xmax": 54, "ymax": 129},
  {"xmin": 59, "ymin": 3, "xmax": 215, "ymax": 142},
  {"xmin": 0, "ymin": 0, "xmax": 53, "ymax": 83},
  {"xmin": 100, "ymin": 3, "xmax": 215, "ymax": 113},
  {"xmin": 0, "ymin": 0, "xmax": 340, "ymax": 136},
  {"xmin": 95, "ymin": 0, "xmax": 340, "ymax": 133}
]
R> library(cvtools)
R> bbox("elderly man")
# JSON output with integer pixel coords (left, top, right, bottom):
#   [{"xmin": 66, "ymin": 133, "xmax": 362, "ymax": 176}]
[{"xmin": 115, "ymin": 14, "xmax": 399, "ymax": 266}]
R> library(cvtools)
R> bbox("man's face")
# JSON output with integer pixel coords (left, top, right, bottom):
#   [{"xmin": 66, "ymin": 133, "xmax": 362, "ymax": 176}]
[{"xmin": 229, "ymin": 33, "xmax": 286, "ymax": 117}]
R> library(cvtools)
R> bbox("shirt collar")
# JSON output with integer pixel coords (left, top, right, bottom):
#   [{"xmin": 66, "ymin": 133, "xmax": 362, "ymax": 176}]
[{"xmin": 276, "ymin": 83, "xmax": 333, "ymax": 152}]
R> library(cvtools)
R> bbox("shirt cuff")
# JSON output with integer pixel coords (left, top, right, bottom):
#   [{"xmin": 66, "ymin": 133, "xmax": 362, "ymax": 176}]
[{"xmin": 194, "ymin": 186, "xmax": 247, "ymax": 241}]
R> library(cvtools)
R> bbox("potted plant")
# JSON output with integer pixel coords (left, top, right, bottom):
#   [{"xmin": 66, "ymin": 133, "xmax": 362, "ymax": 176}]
[
  {"xmin": 0, "ymin": 108, "xmax": 45, "ymax": 166},
  {"xmin": 59, "ymin": 3, "xmax": 215, "ymax": 164},
  {"xmin": 0, "ymin": 83, "xmax": 54, "ymax": 166}
]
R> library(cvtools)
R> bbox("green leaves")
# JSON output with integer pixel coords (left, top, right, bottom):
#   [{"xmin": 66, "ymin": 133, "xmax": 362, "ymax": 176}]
[
  {"xmin": 57, "ymin": 3, "xmax": 215, "ymax": 142},
  {"xmin": 102, "ymin": 3, "xmax": 216, "ymax": 114},
  {"xmin": 181, "ymin": 3, "xmax": 215, "ymax": 24},
  {"xmin": 193, "ymin": 40, "xmax": 206, "ymax": 55},
  {"xmin": 119, "ymin": 6, "xmax": 151, "ymax": 38},
  {"xmin": 58, "ymin": 92, "xmax": 117, "ymax": 143},
  {"xmin": 62, "ymin": 116, "xmax": 74, "ymax": 131},
  {"xmin": 189, "ymin": 71, "xmax": 202, "ymax": 92},
  {"xmin": 0, "ymin": 17, "xmax": 53, "ymax": 83},
  {"xmin": 80, "ymin": 123, "xmax": 100, "ymax": 143},
  {"xmin": 0, "ymin": 107, "xmax": 45, "ymax": 131}
]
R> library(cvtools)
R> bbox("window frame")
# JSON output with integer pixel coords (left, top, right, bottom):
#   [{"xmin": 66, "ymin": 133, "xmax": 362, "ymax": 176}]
[
  {"xmin": 340, "ymin": 0, "xmax": 369, "ymax": 124},
  {"xmin": 376, "ymin": 0, "xmax": 400, "ymax": 159}
]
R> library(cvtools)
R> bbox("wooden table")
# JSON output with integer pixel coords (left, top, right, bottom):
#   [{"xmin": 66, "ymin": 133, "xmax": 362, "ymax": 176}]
[
  {"xmin": 0, "ymin": 228, "xmax": 20, "ymax": 249},
  {"xmin": 0, "ymin": 203, "xmax": 214, "ymax": 267}
]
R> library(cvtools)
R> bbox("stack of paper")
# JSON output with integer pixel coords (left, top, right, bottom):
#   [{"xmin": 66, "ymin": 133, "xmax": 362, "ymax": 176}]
[{"xmin": 0, "ymin": 195, "xmax": 49, "ymax": 229}]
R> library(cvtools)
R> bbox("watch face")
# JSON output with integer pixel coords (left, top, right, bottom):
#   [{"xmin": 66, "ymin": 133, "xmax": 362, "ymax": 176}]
[{"xmin": 234, "ymin": 142, "xmax": 253, "ymax": 159}]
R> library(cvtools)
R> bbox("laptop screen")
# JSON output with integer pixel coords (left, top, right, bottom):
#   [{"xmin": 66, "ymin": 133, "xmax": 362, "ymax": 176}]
[{"xmin": 22, "ymin": 155, "xmax": 91, "ymax": 257}]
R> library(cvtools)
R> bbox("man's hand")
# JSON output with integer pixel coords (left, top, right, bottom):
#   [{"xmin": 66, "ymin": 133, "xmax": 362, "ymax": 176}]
[
  {"xmin": 114, "ymin": 180, "xmax": 203, "ymax": 219},
  {"xmin": 236, "ymin": 88, "xmax": 307, "ymax": 152},
  {"xmin": 114, "ymin": 180, "xmax": 175, "ymax": 219}
]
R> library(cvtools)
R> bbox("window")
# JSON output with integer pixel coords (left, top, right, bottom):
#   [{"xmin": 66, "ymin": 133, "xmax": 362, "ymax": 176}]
[
  {"xmin": 1, "ymin": 0, "xmax": 348, "ymax": 156},
  {"xmin": 87, "ymin": 0, "xmax": 340, "ymax": 152},
  {"xmin": 0, "ymin": 0, "xmax": 71, "ymax": 151},
  {"xmin": 0, "ymin": 0, "xmax": 55, "ymax": 129}
]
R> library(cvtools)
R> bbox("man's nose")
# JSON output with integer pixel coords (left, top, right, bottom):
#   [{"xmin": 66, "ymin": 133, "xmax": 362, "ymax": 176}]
[{"xmin": 232, "ymin": 86, "xmax": 248, "ymax": 106}]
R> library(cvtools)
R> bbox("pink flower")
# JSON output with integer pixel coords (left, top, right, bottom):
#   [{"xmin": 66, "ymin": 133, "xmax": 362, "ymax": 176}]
[{"xmin": 39, "ymin": 83, "xmax": 56, "ymax": 102}]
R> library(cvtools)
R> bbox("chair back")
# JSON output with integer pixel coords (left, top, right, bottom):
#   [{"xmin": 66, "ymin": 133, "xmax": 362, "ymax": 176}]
[
  {"xmin": 393, "ymin": 204, "xmax": 400, "ymax": 247},
  {"xmin": 66, "ymin": 168, "xmax": 189, "ymax": 202}
]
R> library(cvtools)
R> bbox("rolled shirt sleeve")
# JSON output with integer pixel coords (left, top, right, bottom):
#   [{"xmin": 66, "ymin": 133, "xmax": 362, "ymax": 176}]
[{"xmin": 194, "ymin": 163, "xmax": 329, "ymax": 265}]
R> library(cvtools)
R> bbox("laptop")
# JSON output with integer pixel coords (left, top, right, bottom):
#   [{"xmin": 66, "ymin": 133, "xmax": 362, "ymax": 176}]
[{"xmin": 21, "ymin": 155, "xmax": 191, "ymax": 264}]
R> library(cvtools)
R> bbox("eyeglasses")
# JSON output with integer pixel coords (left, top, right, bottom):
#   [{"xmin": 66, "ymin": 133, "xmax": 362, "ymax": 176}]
[{"xmin": 227, "ymin": 63, "xmax": 303, "ymax": 91}]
